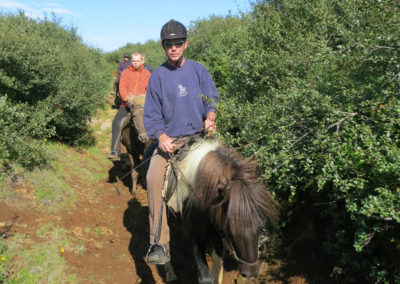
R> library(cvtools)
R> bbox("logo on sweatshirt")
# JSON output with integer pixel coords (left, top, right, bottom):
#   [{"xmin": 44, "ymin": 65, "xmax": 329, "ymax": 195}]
[{"xmin": 177, "ymin": 84, "xmax": 188, "ymax": 97}]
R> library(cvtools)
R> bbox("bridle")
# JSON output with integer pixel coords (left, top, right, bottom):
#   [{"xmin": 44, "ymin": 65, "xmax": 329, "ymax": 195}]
[{"xmin": 219, "ymin": 229, "xmax": 259, "ymax": 267}]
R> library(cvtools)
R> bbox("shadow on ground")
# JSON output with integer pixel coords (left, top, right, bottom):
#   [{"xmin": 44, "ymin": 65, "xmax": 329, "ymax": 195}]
[{"xmin": 122, "ymin": 197, "xmax": 200, "ymax": 283}]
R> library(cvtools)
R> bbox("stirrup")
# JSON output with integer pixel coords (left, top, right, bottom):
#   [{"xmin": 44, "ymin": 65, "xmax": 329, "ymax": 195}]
[
  {"xmin": 107, "ymin": 151, "xmax": 120, "ymax": 161},
  {"xmin": 146, "ymin": 243, "xmax": 169, "ymax": 264}
]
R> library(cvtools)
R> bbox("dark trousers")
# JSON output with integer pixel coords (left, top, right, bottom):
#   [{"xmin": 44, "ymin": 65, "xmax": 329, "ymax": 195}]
[{"xmin": 111, "ymin": 106, "xmax": 129, "ymax": 155}]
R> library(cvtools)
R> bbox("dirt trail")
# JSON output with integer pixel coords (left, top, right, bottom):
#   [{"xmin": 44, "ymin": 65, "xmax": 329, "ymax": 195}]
[{"xmin": 0, "ymin": 100, "xmax": 312, "ymax": 284}]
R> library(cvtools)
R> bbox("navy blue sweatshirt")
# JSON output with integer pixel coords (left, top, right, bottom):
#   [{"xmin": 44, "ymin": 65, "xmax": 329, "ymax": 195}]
[{"xmin": 144, "ymin": 59, "xmax": 218, "ymax": 140}]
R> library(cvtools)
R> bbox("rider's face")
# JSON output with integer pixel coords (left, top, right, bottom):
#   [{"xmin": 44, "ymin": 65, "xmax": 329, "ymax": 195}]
[
  {"xmin": 164, "ymin": 38, "xmax": 187, "ymax": 64},
  {"xmin": 131, "ymin": 55, "xmax": 142, "ymax": 70}
]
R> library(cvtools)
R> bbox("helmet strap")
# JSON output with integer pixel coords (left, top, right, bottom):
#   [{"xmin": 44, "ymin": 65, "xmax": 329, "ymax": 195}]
[{"xmin": 176, "ymin": 55, "xmax": 184, "ymax": 66}]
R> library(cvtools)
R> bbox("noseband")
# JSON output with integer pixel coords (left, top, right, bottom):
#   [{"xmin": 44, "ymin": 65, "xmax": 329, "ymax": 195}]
[{"xmin": 220, "ymin": 232, "xmax": 259, "ymax": 267}]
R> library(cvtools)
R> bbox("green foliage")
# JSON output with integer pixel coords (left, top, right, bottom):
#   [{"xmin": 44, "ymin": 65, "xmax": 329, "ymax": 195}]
[
  {"xmin": 188, "ymin": 0, "xmax": 400, "ymax": 282},
  {"xmin": 1, "ymin": 2, "xmax": 399, "ymax": 282},
  {"xmin": 0, "ymin": 12, "xmax": 111, "ymax": 162},
  {"xmin": 0, "ymin": 96, "xmax": 54, "ymax": 169},
  {"xmin": 186, "ymin": 15, "xmax": 243, "ymax": 91}
]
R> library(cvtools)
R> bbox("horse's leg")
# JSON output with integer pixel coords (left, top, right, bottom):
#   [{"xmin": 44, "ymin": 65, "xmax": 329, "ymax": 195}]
[
  {"xmin": 128, "ymin": 153, "xmax": 139, "ymax": 196},
  {"xmin": 191, "ymin": 239, "xmax": 214, "ymax": 284},
  {"xmin": 210, "ymin": 250, "xmax": 223, "ymax": 284}
]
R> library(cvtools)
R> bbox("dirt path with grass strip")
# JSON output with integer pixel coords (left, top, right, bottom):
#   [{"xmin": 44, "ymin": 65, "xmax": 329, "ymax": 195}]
[{"xmin": 0, "ymin": 95, "xmax": 313, "ymax": 283}]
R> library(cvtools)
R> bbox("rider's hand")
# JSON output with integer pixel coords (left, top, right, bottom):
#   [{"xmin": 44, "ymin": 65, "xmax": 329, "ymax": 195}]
[
  {"xmin": 204, "ymin": 112, "xmax": 217, "ymax": 136},
  {"xmin": 158, "ymin": 133, "xmax": 175, "ymax": 153}
]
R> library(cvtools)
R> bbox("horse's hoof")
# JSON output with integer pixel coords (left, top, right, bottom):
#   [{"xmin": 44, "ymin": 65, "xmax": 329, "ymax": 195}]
[{"xmin": 165, "ymin": 261, "xmax": 178, "ymax": 282}]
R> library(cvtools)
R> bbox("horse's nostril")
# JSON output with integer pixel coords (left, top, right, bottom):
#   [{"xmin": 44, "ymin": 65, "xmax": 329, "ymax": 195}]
[{"xmin": 240, "ymin": 270, "xmax": 258, "ymax": 279}]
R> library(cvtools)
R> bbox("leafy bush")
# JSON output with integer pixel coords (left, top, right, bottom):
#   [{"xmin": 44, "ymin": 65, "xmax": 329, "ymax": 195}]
[
  {"xmin": 188, "ymin": 0, "xmax": 400, "ymax": 282},
  {"xmin": 0, "ymin": 12, "xmax": 112, "ymax": 169},
  {"xmin": 0, "ymin": 13, "xmax": 111, "ymax": 141},
  {"xmin": 0, "ymin": 96, "xmax": 54, "ymax": 169}
]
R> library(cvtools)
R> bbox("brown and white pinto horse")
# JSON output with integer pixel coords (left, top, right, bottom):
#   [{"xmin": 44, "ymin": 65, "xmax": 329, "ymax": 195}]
[
  {"xmin": 164, "ymin": 138, "xmax": 278, "ymax": 283},
  {"xmin": 120, "ymin": 95, "xmax": 152, "ymax": 194}
]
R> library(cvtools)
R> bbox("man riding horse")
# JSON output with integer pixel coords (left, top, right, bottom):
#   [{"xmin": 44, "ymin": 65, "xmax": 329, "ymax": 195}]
[
  {"xmin": 108, "ymin": 52, "xmax": 151, "ymax": 161},
  {"xmin": 113, "ymin": 53, "xmax": 131, "ymax": 107},
  {"xmin": 143, "ymin": 19, "xmax": 218, "ymax": 265}
]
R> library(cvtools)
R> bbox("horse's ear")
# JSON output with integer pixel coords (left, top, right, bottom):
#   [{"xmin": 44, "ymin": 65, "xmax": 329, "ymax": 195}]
[
  {"xmin": 214, "ymin": 184, "xmax": 228, "ymax": 205},
  {"xmin": 217, "ymin": 183, "xmax": 227, "ymax": 196}
]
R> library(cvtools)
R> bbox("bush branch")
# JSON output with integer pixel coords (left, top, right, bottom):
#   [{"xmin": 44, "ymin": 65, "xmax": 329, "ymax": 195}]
[
  {"xmin": 288, "ymin": 129, "xmax": 313, "ymax": 149},
  {"xmin": 327, "ymin": 111, "xmax": 358, "ymax": 132}
]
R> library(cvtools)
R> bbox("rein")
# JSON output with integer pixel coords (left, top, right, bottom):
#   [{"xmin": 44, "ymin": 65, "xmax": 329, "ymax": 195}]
[{"xmin": 112, "ymin": 154, "xmax": 152, "ymax": 186}]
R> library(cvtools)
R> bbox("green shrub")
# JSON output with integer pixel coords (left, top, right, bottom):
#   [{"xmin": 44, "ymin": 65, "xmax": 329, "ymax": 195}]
[
  {"xmin": 0, "ymin": 12, "xmax": 112, "ymax": 169},
  {"xmin": 188, "ymin": 0, "xmax": 400, "ymax": 282},
  {"xmin": 0, "ymin": 96, "xmax": 54, "ymax": 169}
]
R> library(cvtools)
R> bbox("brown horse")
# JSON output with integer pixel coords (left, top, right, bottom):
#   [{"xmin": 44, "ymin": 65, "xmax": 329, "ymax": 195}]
[
  {"xmin": 120, "ymin": 95, "xmax": 153, "ymax": 195},
  {"xmin": 163, "ymin": 138, "xmax": 278, "ymax": 283}
]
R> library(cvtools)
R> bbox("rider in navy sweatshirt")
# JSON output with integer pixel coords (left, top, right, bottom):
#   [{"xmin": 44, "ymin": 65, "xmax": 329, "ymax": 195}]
[
  {"xmin": 144, "ymin": 59, "xmax": 218, "ymax": 140},
  {"xmin": 143, "ymin": 20, "xmax": 218, "ymax": 265}
]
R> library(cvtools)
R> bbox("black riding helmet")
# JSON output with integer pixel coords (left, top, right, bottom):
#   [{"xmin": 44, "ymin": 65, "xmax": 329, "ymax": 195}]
[{"xmin": 160, "ymin": 19, "xmax": 187, "ymax": 41}]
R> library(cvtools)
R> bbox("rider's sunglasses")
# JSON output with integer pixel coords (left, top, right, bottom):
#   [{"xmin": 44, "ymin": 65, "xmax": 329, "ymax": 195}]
[{"xmin": 163, "ymin": 40, "xmax": 186, "ymax": 49}]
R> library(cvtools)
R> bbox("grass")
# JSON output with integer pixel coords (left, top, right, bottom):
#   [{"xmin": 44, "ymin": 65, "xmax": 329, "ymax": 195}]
[
  {"xmin": 76, "ymin": 244, "xmax": 86, "ymax": 256},
  {"xmin": 0, "ymin": 232, "xmax": 77, "ymax": 284},
  {"xmin": 28, "ymin": 169, "xmax": 75, "ymax": 211},
  {"xmin": 0, "ymin": 99, "xmax": 115, "ymax": 283},
  {"xmin": 0, "ymin": 164, "xmax": 25, "ymax": 202},
  {"xmin": 84, "ymin": 226, "xmax": 103, "ymax": 238}
]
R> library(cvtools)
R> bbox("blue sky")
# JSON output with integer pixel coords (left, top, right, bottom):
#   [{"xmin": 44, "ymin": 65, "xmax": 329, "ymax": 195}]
[{"xmin": 0, "ymin": 0, "xmax": 251, "ymax": 52}]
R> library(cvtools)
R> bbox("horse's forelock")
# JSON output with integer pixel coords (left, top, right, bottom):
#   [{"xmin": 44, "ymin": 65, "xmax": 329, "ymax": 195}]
[
  {"xmin": 227, "ymin": 179, "xmax": 276, "ymax": 237},
  {"xmin": 195, "ymin": 150, "xmax": 231, "ymax": 205},
  {"xmin": 195, "ymin": 145, "xmax": 278, "ymax": 236}
]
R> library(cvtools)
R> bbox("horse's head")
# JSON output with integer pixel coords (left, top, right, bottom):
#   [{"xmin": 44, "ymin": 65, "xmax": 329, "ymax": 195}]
[
  {"xmin": 228, "ymin": 222, "xmax": 260, "ymax": 278},
  {"xmin": 194, "ymin": 145, "xmax": 278, "ymax": 279},
  {"xmin": 222, "ymin": 178, "xmax": 275, "ymax": 279}
]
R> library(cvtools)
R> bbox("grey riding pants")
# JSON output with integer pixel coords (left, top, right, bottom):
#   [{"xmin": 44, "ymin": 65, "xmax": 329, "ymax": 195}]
[{"xmin": 111, "ymin": 106, "xmax": 129, "ymax": 155}]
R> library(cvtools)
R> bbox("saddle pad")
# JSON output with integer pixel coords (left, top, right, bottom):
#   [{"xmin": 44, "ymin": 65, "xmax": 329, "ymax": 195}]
[
  {"xmin": 127, "ymin": 94, "xmax": 146, "ymax": 107},
  {"xmin": 162, "ymin": 164, "xmax": 178, "ymax": 211},
  {"xmin": 162, "ymin": 138, "xmax": 220, "ymax": 213}
]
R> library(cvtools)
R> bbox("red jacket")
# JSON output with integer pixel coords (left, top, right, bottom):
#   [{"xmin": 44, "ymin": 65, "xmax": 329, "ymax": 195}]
[{"xmin": 119, "ymin": 65, "xmax": 151, "ymax": 107}]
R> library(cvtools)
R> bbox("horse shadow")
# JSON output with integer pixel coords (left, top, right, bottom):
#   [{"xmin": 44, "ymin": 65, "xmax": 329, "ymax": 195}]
[
  {"xmin": 167, "ymin": 213, "xmax": 199, "ymax": 283},
  {"xmin": 123, "ymin": 198, "xmax": 199, "ymax": 283},
  {"xmin": 107, "ymin": 154, "xmax": 142, "ymax": 195}
]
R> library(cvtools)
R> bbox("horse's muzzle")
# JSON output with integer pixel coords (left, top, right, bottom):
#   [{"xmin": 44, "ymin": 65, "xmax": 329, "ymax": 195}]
[{"xmin": 238, "ymin": 262, "xmax": 260, "ymax": 279}]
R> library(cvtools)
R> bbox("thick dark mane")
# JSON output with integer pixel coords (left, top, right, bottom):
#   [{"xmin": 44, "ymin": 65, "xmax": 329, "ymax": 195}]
[{"xmin": 194, "ymin": 145, "xmax": 278, "ymax": 237}]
